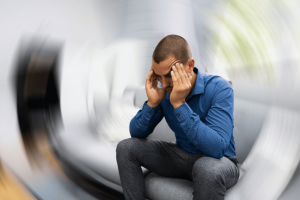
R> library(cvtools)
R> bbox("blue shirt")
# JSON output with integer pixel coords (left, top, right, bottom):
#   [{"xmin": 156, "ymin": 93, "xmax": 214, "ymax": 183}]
[{"xmin": 129, "ymin": 67, "xmax": 236, "ymax": 159}]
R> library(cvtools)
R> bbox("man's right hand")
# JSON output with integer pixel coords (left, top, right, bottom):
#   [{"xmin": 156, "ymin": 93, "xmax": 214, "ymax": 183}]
[{"xmin": 145, "ymin": 67, "xmax": 167, "ymax": 108}]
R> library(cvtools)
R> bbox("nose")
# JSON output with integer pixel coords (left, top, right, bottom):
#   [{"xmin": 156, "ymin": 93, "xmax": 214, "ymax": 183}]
[{"xmin": 161, "ymin": 77, "xmax": 169, "ymax": 89}]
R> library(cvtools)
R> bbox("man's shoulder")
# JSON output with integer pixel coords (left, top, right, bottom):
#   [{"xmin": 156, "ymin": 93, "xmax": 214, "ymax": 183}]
[{"xmin": 202, "ymin": 73, "xmax": 232, "ymax": 91}]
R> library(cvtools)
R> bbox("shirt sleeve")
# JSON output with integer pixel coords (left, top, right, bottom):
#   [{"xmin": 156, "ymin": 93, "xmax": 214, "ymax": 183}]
[
  {"xmin": 129, "ymin": 101, "xmax": 164, "ymax": 138},
  {"xmin": 173, "ymin": 85, "xmax": 234, "ymax": 159}
]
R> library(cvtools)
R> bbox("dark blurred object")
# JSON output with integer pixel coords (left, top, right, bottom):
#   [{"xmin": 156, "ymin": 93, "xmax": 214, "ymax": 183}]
[{"xmin": 13, "ymin": 36, "xmax": 62, "ymax": 168}]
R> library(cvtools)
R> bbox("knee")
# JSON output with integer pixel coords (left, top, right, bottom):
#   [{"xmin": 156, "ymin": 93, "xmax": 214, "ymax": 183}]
[
  {"xmin": 192, "ymin": 157, "xmax": 225, "ymax": 184},
  {"xmin": 116, "ymin": 138, "xmax": 141, "ymax": 156}
]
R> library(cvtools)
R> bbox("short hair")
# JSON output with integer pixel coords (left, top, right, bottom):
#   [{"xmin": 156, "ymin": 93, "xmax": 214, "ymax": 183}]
[{"xmin": 152, "ymin": 34, "xmax": 192, "ymax": 64}]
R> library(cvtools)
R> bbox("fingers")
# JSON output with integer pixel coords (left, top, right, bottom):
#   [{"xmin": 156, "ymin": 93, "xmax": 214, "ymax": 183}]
[
  {"xmin": 182, "ymin": 66, "xmax": 192, "ymax": 87},
  {"xmin": 181, "ymin": 64, "xmax": 192, "ymax": 87},
  {"xmin": 146, "ymin": 70, "xmax": 153, "ymax": 83},
  {"xmin": 171, "ymin": 69, "xmax": 178, "ymax": 87},
  {"xmin": 177, "ymin": 63, "xmax": 189, "ymax": 87},
  {"xmin": 172, "ymin": 64, "xmax": 183, "ymax": 86},
  {"xmin": 172, "ymin": 63, "xmax": 192, "ymax": 88},
  {"xmin": 152, "ymin": 76, "xmax": 158, "ymax": 89},
  {"xmin": 146, "ymin": 70, "xmax": 153, "ymax": 90}
]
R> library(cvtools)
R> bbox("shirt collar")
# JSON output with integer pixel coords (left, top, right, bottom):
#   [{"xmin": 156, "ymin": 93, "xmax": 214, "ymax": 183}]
[
  {"xmin": 189, "ymin": 67, "xmax": 204, "ymax": 96},
  {"xmin": 166, "ymin": 67, "xmax": 204, "ymax": 99}
]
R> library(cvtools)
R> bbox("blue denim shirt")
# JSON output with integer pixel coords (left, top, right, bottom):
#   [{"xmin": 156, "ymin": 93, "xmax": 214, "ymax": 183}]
[{"xmin": 129, "ymin": 67, "xmax": 236, "ymax": 159}]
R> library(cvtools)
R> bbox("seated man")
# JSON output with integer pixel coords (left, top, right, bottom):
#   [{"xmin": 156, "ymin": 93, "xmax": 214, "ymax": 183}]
[{"xmin": 116, "ymin": 35, "xmax": 239, "ymax": 200}]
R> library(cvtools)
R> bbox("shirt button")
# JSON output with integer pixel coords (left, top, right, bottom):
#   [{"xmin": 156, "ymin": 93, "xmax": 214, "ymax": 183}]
[
  {"xmin": 186, "ymin": 130, "xmax": 188, "ymax": 133},
  {"xmin": 176, "ymin": 114, "xmax": 180, "ymax": 117},
  {"xmin": 150, "ymin": 111, "xmax": 153, "ymax": 114}
]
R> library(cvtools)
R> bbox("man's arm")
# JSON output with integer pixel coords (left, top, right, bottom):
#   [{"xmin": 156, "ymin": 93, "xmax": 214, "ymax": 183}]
[
  {"xmin": 129, "ymin": 101, "xmax": 164, "ymax": 138},
  {"xmin": 130, "ymin": 67, "xmax": 167, "ymax": 138},
  {"xmin": 174, "ymin": 84, "xmax": 234, "ymax": 159},
  {"xmin": 170, "ymin": 63, "xmax": 233, "ymax": 159}
]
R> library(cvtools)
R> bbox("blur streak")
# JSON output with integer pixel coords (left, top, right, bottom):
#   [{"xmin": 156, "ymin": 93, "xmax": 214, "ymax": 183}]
[
  {"xmin": 12, "ymin": 36, "xmax": 62, "ymax": 169},
  {"xmin": 0, "ymin": 160, "xmax": 36, "ymax": 200},
  {"xmin": 208, "ymin": 0, "xmax": 300, "ymax": 86}
]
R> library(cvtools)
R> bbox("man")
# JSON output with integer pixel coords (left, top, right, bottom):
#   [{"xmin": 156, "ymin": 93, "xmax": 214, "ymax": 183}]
[{"xmin": 116, "ymin": 35, "xmax": 239, "ymax": 200}]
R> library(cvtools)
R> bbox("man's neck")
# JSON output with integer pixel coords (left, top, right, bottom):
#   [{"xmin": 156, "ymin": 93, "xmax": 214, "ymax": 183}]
[{"xmin": 187, "ymin": 70, "xmax": 197, "ymax": 97}]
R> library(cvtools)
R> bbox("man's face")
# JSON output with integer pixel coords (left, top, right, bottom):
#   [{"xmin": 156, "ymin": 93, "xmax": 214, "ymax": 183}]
[{"xmin": 151, "ymin": 55, "xmax": 190, "ymax": 93}]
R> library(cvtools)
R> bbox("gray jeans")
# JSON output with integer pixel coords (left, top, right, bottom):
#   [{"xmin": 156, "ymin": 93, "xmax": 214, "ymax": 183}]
[{"xmin": 116, "ymin": 138, "xmax": 239, "ymax": 200}]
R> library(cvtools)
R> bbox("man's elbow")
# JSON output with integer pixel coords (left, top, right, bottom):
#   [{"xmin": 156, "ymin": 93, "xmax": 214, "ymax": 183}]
[
  {"xmin": 129, "ymin": 131, "xmax": 141, "ymax": 138},
  {"xmin": 215, "ymin": 152, "xmax": 225, "ymax": 159},
  {"xmin": 215, "ymin": 140, "xmax": 228, "ymax": 159},
  {"xmin": 129, "ymin": 126, "xmax": 139, "ymax": 138},
  {"xmin": 206, "ymin": 139, "xmax": 227, "ymax": 159},
  {"xmin": 129, "ymin": 126, "xmax": 149, "ymax": 138},
  {"xmin": 129, "ymin": 120, "xmax": 141, "ymax": 137},
  {"xmin": 130, "ymin": 132, "xmax": 148, "ymax": 139},
  {"xmin": 207, "ymin": 151, "xmax": 224, "ymax": 159}
]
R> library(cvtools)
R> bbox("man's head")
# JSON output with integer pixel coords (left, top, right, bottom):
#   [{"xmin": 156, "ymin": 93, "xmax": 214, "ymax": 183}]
[{"xmin": 151, "ymin": 35, "xmax": 195, "ymax": 93}]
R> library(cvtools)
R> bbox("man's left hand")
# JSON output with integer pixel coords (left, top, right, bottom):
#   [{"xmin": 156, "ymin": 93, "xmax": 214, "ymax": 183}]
[{"xmin": 170, "ymin": 63, "xmax": 192, "ymax": 109}]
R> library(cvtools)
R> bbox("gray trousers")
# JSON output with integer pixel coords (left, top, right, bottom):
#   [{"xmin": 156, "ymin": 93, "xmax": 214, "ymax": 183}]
[{"xmin": 116, "ymin": 138, "xmax": 239, "ymax": 200}]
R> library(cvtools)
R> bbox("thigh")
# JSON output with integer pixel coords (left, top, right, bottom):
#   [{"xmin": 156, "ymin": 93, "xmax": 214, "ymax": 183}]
[{"xmin": 118, "ymin": 137, "xmax": 190, "ymax": 178}]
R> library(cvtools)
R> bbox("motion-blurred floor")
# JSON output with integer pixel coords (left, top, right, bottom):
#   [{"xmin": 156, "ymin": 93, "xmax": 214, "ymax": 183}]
[{"xmin": 0, "ymin": 86, "xmax": 101, "ymax": 200}]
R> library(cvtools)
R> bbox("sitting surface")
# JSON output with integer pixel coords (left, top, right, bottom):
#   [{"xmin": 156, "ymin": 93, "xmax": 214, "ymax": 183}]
[{"xmin": 145, "ymin": 173, "xmax": 193, "ymax": 200}]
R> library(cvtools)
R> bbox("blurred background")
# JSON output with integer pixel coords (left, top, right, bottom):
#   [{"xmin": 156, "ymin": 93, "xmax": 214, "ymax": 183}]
[{"xmin": 0, "ymin": 0, "xmax": 300, "ymax": 199}]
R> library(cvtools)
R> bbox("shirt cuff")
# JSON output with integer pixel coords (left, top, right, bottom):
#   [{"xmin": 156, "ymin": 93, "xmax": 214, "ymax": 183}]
[
  {"xmin": 173, "ymin": 102, "xmax": 193, "ymax": 123},
  {"xmin": 142, "ymin": 101, "xmax": 161, "ymax": 120}
]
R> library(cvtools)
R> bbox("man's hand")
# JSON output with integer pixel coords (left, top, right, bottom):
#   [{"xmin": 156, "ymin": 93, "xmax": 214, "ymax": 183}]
[
  {"xmin": 145, "ymin": 67, "xmax": 167, "ymax": 108},
  {"xmin": 170, "ymin": 63, "xmax": 192, "ymax": 109}
]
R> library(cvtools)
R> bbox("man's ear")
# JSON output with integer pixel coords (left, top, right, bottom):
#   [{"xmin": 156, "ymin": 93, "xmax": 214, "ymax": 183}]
[{"xmin": 188, "ymin": 59, "xmax": 195, "ymax": 72}]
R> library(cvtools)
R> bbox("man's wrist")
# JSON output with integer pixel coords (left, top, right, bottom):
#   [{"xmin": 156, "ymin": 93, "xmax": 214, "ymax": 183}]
[
  {"xmin": 172, "ymin": 101, "xmax": 185, "ymax": 109},
  {"xmin": 147, "ymin": 101, "xmax": 160, "ymax": 108}
]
